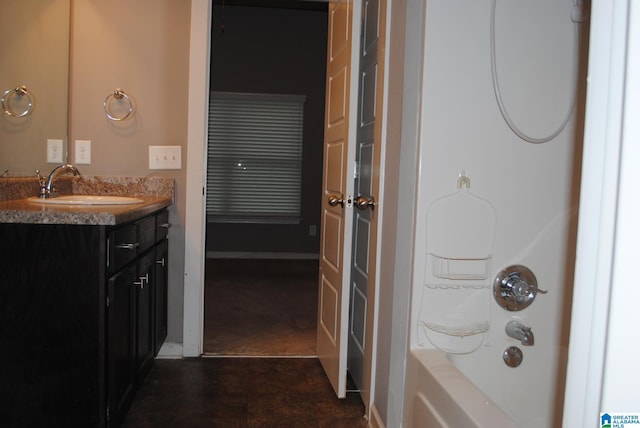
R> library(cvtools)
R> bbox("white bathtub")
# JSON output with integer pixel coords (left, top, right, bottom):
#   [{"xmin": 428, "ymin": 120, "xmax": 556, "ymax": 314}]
[{"xmin": 405, "ymin": 349, "xmax": 516, "ymax": 428}]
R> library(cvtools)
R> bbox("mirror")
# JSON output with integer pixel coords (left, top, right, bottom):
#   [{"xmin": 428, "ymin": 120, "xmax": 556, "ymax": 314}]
[{"xmin": 0, "ymin": 0, "xmax": 71, "ymax": 177}]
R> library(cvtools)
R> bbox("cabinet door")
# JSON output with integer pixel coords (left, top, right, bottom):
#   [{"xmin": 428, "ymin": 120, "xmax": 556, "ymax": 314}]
[
  {"xmin": 153, "ymin": 239, "xmax": 169, "ymax": 355},
  {"xmin": 107, "ymin": 264, "xmax": 137, "ymax": 427},
  {"xmin": 136, "ymin": 251, "xmax": 155, "ymax": 385}
]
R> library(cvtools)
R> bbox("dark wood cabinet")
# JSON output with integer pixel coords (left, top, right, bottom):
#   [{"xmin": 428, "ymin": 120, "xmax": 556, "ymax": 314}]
[
  {"xmin": 107, "ymin": 263, "xmax": 137, "ymax": 428},
  {"xmin": 153, "ymin": 238, "xmax": 169, "ymax": 356},
  {"xmin": 0, "ymin": 224, "xmax": 105, "ymax": 427},
  {"xmin": 135, "ymin": 250, "xmax": 155, "ymax": 386},
  {"xmin": 0, "ymin": 208, "xmax": 169, "ymax": 427}
]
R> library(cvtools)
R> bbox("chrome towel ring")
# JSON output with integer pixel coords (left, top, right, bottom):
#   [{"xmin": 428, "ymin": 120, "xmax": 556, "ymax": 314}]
[
  {"xmin": 1, "ymin": 85, "xmax": 35, "ymax": 118},
  {"xmin": 104, "ymin": 88, "xmax": 135, "ymax": 121}
]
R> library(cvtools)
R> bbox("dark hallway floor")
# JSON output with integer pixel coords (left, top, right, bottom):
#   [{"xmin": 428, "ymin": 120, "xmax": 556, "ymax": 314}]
[
  {"xmin": 122, "ymin": 357, "xmax": 367, "ymax": 427},
  {"xmin": 203, "ymin": 259, "xmax": 318, "ymax": 356}
]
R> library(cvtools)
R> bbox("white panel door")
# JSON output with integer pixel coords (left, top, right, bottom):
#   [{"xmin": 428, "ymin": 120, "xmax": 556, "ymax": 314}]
[
  {"xmin": 317, "ymin": 0, "xmax": 356, "ymax": 398},
  {"xmin": 348, "ymin": 0, "xmax": 386, "ymax": 411}
]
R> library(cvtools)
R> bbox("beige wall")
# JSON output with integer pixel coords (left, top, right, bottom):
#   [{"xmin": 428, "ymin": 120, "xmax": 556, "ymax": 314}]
[
  {"xmin": 70, "ymin": 0, "xmax": 191, "ymax": 342},
  {"xmin": 0, "ymin": 0, "xmax": 70, "ymax": 176}
]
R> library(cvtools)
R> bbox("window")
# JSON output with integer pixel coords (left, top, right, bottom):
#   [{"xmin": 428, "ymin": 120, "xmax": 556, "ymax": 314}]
[{"xmin": 207, "ymin": 92, "xmax": 306, "ymax": 223}]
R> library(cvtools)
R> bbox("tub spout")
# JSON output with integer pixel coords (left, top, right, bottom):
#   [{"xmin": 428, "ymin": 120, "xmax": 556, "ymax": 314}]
[{"xmin": 505, "ymin": 320, "xmax": 534, "ymax": 346}]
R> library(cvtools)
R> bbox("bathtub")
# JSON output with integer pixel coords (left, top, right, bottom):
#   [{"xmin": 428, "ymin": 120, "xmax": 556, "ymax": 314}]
[{"xmin": 405, "ymin": 349, "xmax": 516, "ymax": 428}]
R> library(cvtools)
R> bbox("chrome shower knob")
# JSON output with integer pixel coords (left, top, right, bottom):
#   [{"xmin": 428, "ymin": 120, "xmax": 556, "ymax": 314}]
[{"xmin": 493, "ymin": 265, "xmax": 547, "ymax": 311}]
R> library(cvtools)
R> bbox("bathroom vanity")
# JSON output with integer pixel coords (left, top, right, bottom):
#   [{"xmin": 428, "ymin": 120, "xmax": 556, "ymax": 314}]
[{"xmin": 0, "ymin": 176, "xmax": 173, "ymax": 427}]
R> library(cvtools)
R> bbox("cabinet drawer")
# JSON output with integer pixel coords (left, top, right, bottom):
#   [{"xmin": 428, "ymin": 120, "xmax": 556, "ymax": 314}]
[
  {"xmin": 108, "ymin": 210, "xmax": 168, "ymax": 274},
  {"xmin": 156, "ymin": 210, "xmax": 170, "ymax": 242},
  {"xmin": 109, "ymin": 223, "xmax": 138, "ymax": 272},
  {"xmin": 138, "ymin": 215, "xmax": 156, "ymax": 254}
]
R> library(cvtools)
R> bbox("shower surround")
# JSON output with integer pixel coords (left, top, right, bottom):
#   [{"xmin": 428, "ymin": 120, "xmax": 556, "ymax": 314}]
[{"xmin": 404, "ymin": 0, "xmax": 587, "ymax": 426}]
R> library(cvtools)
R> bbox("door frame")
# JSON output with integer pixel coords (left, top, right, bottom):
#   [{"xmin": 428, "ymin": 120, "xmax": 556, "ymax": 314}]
[
  {"xmin": 563, "ymin": 0, "xmax": 640, "ymax": 423},
  {"xmin": 182, "ymin": 0, "xmax": 211, "ymax": 358},
  {"xmin": 181, "ymin": 0, "xmax": 402, "ymax": 422},
  {"xmin": 182, "ymin": 1, "xmax": 383, "ymax": 410}
]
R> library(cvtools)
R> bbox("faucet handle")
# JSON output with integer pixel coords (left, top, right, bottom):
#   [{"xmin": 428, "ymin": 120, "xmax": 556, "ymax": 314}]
[
  {"xmin": 494, "ymin": 265, "xmax": 547, "ymax": 311},
  {"xmin": 35, "ymin": 170, "xmax": 47, "ymax": 197},
  {"xmin": 509, "ymin": 273, "xmax": 548, "ymax": 296}
]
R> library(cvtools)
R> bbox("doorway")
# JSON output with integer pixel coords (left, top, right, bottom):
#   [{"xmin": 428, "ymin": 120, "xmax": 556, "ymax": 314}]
[{"xmin": 203, "ymin": 2, "xmax": 329, "ymax": 357}]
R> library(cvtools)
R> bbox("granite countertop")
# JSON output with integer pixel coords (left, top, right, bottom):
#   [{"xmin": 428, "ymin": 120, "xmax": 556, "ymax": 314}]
[{"xmin": 0, "ymin": 176, "xmax": 174, "ymax": 226}]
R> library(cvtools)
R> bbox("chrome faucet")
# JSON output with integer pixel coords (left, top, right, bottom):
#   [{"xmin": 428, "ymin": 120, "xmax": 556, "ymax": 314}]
[
  {"xmin": 40, "ymin": 164, "xmax": 81, "ymax": 198},
  {"xmin": 505, "ymin": 320, "xmax": 534, "ymax": 346}
]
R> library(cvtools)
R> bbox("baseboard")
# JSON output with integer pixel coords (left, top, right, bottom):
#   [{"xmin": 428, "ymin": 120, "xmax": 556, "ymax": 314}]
[
  {"xmin": 206, "ymin": 251, "xmax": 319, "ymax": 260},
  {"xmin": 369, "ymin": 404, "xmax": 386, "ymax": 428},
  {"xmin": 156, "ymin": 341, "xmax": 184, "ymax": 359}
]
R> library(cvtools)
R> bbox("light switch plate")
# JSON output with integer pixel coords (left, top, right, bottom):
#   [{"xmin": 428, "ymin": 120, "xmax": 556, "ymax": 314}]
[
  {"xmin": 47, "ymin": 139, "xmax": 64, "ymax": 163},
  {"xmin": 149, "ymin": 146, "xmax": 181, "ymax": 170},
  {"xmin": 75, "ymin": 140, "xmax": 91, "ymax": 164}
]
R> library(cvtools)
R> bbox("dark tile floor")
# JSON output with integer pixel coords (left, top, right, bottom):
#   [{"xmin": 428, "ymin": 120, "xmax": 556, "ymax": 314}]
[
  {"xmin": 123, "ymin": 259, "xmax": 365, "ymax": 427},
  {"xmin": 122, "ymin": 357, "xmax": 367, "ymax": 427}
]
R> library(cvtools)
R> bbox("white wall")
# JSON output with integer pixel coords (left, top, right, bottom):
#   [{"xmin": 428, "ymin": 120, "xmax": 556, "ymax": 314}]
[{"xmin": 601, "ymin": 0, "xmax": 640, "ymax": 408}]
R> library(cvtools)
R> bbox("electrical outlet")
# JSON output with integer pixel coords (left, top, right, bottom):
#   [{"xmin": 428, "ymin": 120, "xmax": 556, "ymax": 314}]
[
  {"xmin": 309, "ymin": 225, "xmax": 317, "ymax": 236},
  {"xmin": 75, "ymin": 140, "xmax": 91, "ymax": 164},
  {"xmin": 47, "ymin": 139, "xmax": 64, "ymax": 163},
  {"xmin": 149, "ymin": 146, "xmax": 181, "ymax": 170}
]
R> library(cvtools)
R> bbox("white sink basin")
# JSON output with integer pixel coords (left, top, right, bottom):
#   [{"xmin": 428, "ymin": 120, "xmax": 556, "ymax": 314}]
[{"xmin": 28, "ymin": 195, "xmax": 144, "ymax": 205}]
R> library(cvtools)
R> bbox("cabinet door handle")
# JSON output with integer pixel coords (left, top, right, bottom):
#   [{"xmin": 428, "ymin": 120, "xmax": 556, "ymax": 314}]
[
  {"xmin": 158, "ymin": 223, "xmax": 172, "ymax": 229},
  {"xmin": 116, "ymin": 242, "xmax": 140, "ymax": 250},
  {"xmin": 156, "ymin": 258, "xmax": 165, "ymax": 267},
  {"xmin": 134, "ymin": 273, "xmax": 149, "ymax": 290}
]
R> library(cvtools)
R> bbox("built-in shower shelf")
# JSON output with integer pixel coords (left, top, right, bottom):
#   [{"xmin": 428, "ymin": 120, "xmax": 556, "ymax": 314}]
[
  {"xmin": 429, "ymin": 253, "xmax": 492, "ymax": 280},
  {"xmin": 424, "ymin": 282, "xmax": 490, "ymax": 290}
]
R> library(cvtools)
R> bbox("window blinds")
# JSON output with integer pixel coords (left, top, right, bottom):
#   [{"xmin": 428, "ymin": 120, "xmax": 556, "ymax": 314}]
[{"xmin": 207, "ymin": 92, "xmax": 305, "ymax": 223}]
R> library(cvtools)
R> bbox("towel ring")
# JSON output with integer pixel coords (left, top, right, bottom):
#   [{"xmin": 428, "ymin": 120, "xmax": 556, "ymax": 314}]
[
  {"xmin": 1, "ymin": 85, "xmax": 35, "ymax": 118},
  {"xmin": 104, "ymin": 88, "xmax": 134, "ymax": 121}
]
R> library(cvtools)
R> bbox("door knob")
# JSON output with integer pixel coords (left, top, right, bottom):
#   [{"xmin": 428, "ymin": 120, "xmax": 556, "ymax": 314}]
[
  {"xmin": 355, "ymin": 196, "xmax": 375, "ymax": 210},
  {"xmin": 327, "ymin": 194, "xmax": 344, "ymax": 208}
]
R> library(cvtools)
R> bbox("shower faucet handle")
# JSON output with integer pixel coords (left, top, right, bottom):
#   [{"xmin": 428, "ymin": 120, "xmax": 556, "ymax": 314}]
[
  {"xmin": 508, "ymin": 272, "xmax": 547, "ymax": 297},
  {"xmin": 493, "ymin": 265, "xmax": 547, "ymax": 311}
]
